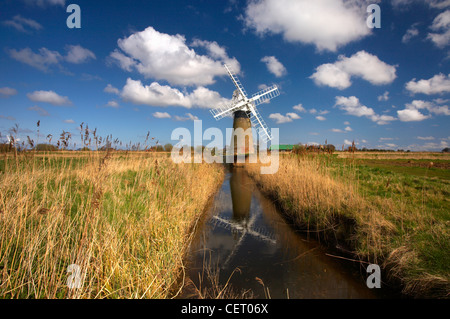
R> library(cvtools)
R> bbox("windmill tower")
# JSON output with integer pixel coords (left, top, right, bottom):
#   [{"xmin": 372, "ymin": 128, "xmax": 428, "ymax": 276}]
[{"xmin": 210, "ymin": 64, "xmax": 280, "ymax": 156}]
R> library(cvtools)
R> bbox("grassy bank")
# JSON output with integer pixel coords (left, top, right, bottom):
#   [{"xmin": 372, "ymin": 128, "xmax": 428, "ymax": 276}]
[
  {"xmin": 0, "ymin": 151, "xmax": 224, "ymax": 298},
  {"xmin": 245, "ymin": 153, "xmax": 449, "ymax": 298}
]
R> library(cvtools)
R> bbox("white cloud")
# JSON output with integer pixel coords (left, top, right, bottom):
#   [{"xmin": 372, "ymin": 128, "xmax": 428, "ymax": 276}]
[
  {"xmin": 392, "ymin": 0, "xmax": 450, "ymax": 9},
  {"xmin": 110, "ymin": 26, "xmax": 239, "ymax": 86},
  {"xmin": 120, "ymin": 78, "xmax": 230, "ymax": 109},
  {"xmin": 331, "ymin": 128, "xmax": 344, "ymax": 133},
  {"xmin": 23, "ymin": 0, "xmax": 66, "ymax": 6},
  {"xmin": 286, "ymin": 112, "xmax": 301, "ymax": 119},
  {"xmin": 261, "ymin": 56, "xmax": 287, "ymax": 77},
  {"xmin": 27, "ymin": 90, "xmax": 71, "ymax": 106},
  {"xmin": 378, "ymin": 91, "xmax": 390, "ymax": 101},
  {"xmin": 104, "ymin": 84, "xmax": 120, "ymax": 95},
  {"xmin": 153, "ymin": 112, "xmax": 171, "ymax": 119},
  {"xmin": 335, "ymin": 96, "xmax": 396, "ymax": 125},
  {"xmin": 9, "ymin": 47, "xmax": 62, "ymax": 72},
  {"xmin": 345, "ymin": 126, "xmax": 353, "ymax": 131},
  {"xmin": 28, "ymin": 105, "xmax": 50, "ymax": 116},
  {"xmin": 344, "ymin": 139, "xmax": 353, "ymax": 146},
  {"xmin": 243, "ymin": 0, "xmax": 373, "ymax": 52},
  {"xmin": 0, "ymin": 87, "xmax": 18, "ymax": 97},
  {"xmin": 174, "ymin": 113, "xmax": 199, "ymax": 121},
  {"xmin": 417, "ymin": 136, "xmax": 435, "ymax": 140},
  {"xmin": 2, "ymin": 15, "xmax": 42, "ymax": 33},
  {"xmin": 269, "ymin": 112, "xmax": 300, "ymax": 124},
  {"xmin": 428, "ymin": 10, "xmax": 450, "ymax": 48},
  {"xmin": 344, "ymin": 121, "xmax": 350, "ymax": 125},
  {"xmin": 396, "ymin": 99, "xmax": 450, "ymax": 121},
  {"xmin": 310, "ymin": 51, "xmax": 397, "ymax": 89},
  {"xmin": 0, "ymin": 115, "xmax": 16, "ymax": 121},
  {"xmin": 106, "ymin": 101, "xmax": 119, "ymax": 108},
  {"xmin": 402, "ymin": 24, "xmax": 419, "ymax": 43},
  {"xmin": 64, "ymin": 45, "xmax": 96, "ymax": 64},
  {"xmin": 293, "ymin": 103, "xmax": 306, "ymax": 112},
  {"xmin": 315, "ymin": 116, "xmax": 326, "ymax": 121},
  {"xmin": 397, "ymin": 108, "xmax": 431, "ymax": 122},
  {"xmin": 64, "ymin": 119, "xmax": 75, "ymax": 123},
  {"xmin": 9, "ymin": 45, "xmax": 96, "ymax": 71},
  {"xmin": 406, "ymin": 73, "xmax": 450, "ymax": 95}
]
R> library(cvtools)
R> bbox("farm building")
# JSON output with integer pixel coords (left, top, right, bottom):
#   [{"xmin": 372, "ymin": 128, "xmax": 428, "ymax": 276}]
[{"xmin": 269, "ymin": 144, "xmax": 295, "ymax": 152}]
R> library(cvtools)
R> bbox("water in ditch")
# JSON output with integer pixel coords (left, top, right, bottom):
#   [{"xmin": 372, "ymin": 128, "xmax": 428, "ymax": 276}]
[{"xmin": 179, "ymin": 166, "xmax": 390, "ymax": 299}]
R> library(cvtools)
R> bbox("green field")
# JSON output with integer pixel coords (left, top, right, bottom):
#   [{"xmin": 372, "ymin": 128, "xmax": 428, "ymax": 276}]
[{"xmin": 246, "ymin": 152, "xmax": 450, "ymax": 298}]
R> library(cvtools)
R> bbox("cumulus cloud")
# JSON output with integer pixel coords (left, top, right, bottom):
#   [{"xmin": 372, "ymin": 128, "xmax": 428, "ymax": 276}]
[
  {"xmin": 110, "ymin": 26, "xmax": 239, "ymax": 86},
  {"xmin": 397, "ymin": 108, "xmax": 430, "ymax": 121},
  {"xmin": 8, "ymin": 47, "xmax": 62, "ymax": 72},
  {"xmin": 378, "ymin": 91, "xmax": 390, "ymax": 101},
  {"xmin": 104, "ymin": 84, "xmax": 120, "ymax": 95},
  {"xmin": 9, "ymin": 45, "xmax": 96, "ymax": 71},
  {"xmin": 174, "ymin": 113, "xmax": 199, "ymax": 121},
  {"xmin": 335, "ymin": 96, "xmax": 396, "ymax": 125},
  {"xmin": 402, "ymin": 24, "xmax": 420, "ymax": 43},
  {"xmin": 427, "ymin": 10, "xmax": 450, "ymax": 48},
  {"xmin": 315, "ymin": 116, "xmax": 326, "ymax": 121},
  {"xmin": 28, "ymin": 105, "xmax": 50, "ymax": 116},
  {"xmin": 0, "ymin": 115, "xmax": 16, "ymax": 121},
  {"xmin": 310, "ymin": 51, "xmax": 397, "ymax": 89},
  {"xmin": 243, "ymin": 0, "xmax": 373, "ymax": 52},
  {"xmin": 121, "ymin": 78, "xmax": 230, "ymax": 109},
  {"xmin": 2, "ymin": 15, "xmax": 42, "ymax": 33},
  {"xmin": 0, "ymin": 87, "xmax": 18, "ymax": 97},
  {"xmin": 405, "ymin": 73, "xmax": 450, "ymax": 95},
  {"xmin": 261, "ymin": 56, "xmax": 287, "ymax": 77},
  {"xmin": 27, "ymin": 90, "xmax": 72, "ymax": 106},
  {"xmin": 417, "ymin": 136, "xmax": 435, "ymax": 140},
  {"xmin": 153, "ymin": 112, "xmax": 171, "ymax": 119},
  {"xmin": 22, "ymin": 0, "xmax": 66, "ymax": 6},
  {"xmin": 106, "ymin": 101, "xmax": 119, "ymax": 108},
  {"xmin": 292, "ymin": 104, "xmax": 306, "ymax": 112},
  {"xmin": 269, "ymin": 112, "xmax": 301, "ymax": 124},
  {"xmin": 396, "ymin": 99, "xmax": 450, "ymax": 121},
  {"xmin": 392, "ymin": 0, "xmax": 450, "ymax": 9},
  {"xmin": 64, "ymin": 45, "xmax": 96, "ymax": 64}
]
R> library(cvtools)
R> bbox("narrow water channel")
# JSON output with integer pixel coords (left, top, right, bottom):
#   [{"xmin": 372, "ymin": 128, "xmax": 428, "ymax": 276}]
[{"xmin": 180, "ymin": 167, "xmax": 384, "ymax": 299}]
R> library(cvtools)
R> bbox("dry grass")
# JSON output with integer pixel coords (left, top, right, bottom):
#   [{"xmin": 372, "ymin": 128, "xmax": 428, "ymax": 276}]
[
  {"xmin": 0, "ymin": 151, "xmax": 224, "ymax": 298},
  {"xmin": 244, "ymin": 154, "xmax": 449, "ymax": 298},
  {"xmin": 336, "ymin": 151, "xmax": 450, "ymax": 160}
]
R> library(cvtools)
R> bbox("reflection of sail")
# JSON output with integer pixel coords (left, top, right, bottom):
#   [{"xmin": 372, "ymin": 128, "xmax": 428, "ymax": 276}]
[
  {"xmin": 230, "ymin": 168, "xmax": 253, "ymax": 222},
  {"xmin": 212, "ymin": 168, "xmax": 276, "ymax": 269}
]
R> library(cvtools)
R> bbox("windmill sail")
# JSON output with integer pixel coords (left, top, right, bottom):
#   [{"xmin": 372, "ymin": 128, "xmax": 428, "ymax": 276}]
[
  {"xmin": 248, "ymin": 103, "xmax": 272, "ymax": 142},
  {"xmin": 224, "ymin": 64, "xmax": 248, "ymax": 99},
  {"xmin": 251, "ymin": 85, "xmax": 280, "ymax": 107},
  {"xmin": 210, "ymin": 63, "xmax": 280, "ymax": 146}
]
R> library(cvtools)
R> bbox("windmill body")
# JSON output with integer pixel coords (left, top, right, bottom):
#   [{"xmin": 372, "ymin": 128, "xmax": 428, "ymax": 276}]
[{"xmin": 210, "ymin": 64, "xmax": 280, "ymax": 156}]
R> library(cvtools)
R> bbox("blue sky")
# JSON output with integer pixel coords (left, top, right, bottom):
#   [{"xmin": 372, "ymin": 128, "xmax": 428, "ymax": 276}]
[{"xmin": 0, "ymin": 0, "xmax": 449, "ymax": 151}]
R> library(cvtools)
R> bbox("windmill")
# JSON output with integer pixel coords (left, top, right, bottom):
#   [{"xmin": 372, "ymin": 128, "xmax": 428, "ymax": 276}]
[{"xmin": 210, "ymin": 64, "xmax": 280, "ymax": 155}]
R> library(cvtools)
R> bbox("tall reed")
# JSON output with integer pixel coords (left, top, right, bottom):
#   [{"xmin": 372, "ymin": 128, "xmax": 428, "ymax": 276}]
[{"xmin": 0, "ymin": 151, "xmax": 223, "ymax": 298}]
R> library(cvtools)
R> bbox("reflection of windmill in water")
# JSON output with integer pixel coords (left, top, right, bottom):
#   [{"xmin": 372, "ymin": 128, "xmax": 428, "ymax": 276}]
[
  {"xmin": 210, "ymin": 64, "xmax": 280, "ymax": 156},
  {"xmin": 212, "ymin": 169, "xmax": 276, "ymax": 269}
]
